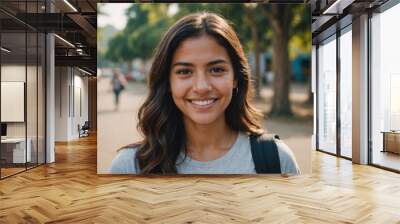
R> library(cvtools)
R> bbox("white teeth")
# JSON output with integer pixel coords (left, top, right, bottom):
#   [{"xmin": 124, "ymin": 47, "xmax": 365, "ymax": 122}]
[{"xmin": 191, "ymin": 99, "xmax": 215, "ymax": 106}]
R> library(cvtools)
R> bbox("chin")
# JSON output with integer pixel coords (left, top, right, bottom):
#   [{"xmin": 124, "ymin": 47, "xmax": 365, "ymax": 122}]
[{"xmin": 186, "ymin": 114, "xmax": 219, "ymax": 126}]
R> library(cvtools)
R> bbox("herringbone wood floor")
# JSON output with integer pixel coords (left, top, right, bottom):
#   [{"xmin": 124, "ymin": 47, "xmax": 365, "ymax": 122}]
[{"xmin": 1, "ymin": 134, "xmax": 400, "ymax": 223}]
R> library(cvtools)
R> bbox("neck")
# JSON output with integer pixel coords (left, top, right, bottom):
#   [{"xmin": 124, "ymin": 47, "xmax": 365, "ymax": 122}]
[{"xmin": 183, "ymin": 115, "xmax": 238, "ymax": 160}]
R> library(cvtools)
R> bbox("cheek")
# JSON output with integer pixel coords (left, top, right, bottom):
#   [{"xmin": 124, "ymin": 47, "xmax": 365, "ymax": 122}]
[
  {"xmin": 170, "ymin": 78, "xmax": 188, "ymax": 101},
  {"xmin": 220, "ymin": 85, "xmax": 234, "ymax": 100},
  {"xmin": 214, "ymin": 76, "xmax": 235, "ymax": 97}
]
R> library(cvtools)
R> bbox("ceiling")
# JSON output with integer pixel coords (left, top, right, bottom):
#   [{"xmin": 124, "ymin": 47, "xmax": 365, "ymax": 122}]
[
  {"xmin": 310, "ymin": 0, "xmax": 389, "ymax": 43},
  {"xmin": 0, "ymin": 0, "xmax": 97, "ymax": 74},
  {"xmin": 3, "ymin": 0, "xmax": 391, "ymax": 74}
]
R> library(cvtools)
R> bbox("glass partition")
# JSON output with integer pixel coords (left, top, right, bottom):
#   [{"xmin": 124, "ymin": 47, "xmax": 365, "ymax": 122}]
[
  {"xmin": 0, "ymin": 1, "xmax": 46, "ymax": 179},
  {"xmin": 1, "ymin": 30, "xmax": 28, "ymax": 178},
  {"xmin": 27, "ymin": 31, "xmax": 38, "ymax": 169}
]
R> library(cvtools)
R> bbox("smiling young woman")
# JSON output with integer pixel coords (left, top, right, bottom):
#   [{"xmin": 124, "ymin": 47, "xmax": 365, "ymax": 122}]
[{"xmin": 109, "ymin": 12, "xmax": 300, "ymax": 175}]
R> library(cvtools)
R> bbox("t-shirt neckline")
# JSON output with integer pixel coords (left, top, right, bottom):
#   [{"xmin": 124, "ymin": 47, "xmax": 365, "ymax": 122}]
[{"xmin": 179, "ymin": 132, "xmax": 245, "ymax": 167}]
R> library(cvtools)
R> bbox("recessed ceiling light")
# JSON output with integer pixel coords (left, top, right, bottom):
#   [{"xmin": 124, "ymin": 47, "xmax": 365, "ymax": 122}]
[
  {"xmin": 1, "ymin": 47, "xmax": 11, "ymax": 53},
  {"xmin": 322, "ymin": 0, "xmax": 354, "ymax": 15},
  {"xmin": 63, "ymin": 0, "xmax": 78, "ymax": 12},
  {"xmin": 78, "ymin": 67, "xmax": 92, "ymax": 76},
  {"xmin": 54, "ymin": 34, "xmax": 75, "ymax": 48}
]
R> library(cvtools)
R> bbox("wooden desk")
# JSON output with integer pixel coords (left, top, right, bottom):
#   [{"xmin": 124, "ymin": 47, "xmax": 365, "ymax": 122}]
[
  {"xmin": 381, "ymin": 131, "xmax": 400, "ymax": 154},
  {"xmin": 1, "ymin": 138, "xmax": 31, "ymax": 163}
]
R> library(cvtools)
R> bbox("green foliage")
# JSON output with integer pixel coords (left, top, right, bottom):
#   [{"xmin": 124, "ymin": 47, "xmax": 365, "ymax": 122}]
[
  {"xmin": 105, "ymin": 4, "xmax": 171, "ymax": 63},
  {"xmin": 105, "ymin": 32, "xmax": 128, "ymax": 63},
  {"xmin": 104, "ymin": 3, "xmax": 310, "ymax": 64}
]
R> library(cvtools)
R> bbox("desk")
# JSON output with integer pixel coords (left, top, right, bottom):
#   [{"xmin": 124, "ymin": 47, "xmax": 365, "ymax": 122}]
[
  {"xmin": 1, "ymin": 138, "xmax": 31, "ymax": 163},
  {"xmin": 381, "ymin": 131, "xmax": 400, "ymax": 154}
]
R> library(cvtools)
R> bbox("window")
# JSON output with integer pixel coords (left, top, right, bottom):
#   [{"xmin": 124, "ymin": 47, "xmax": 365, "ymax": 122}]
[
  {"xmin": 317, "ymin": 35, "xmax": 337, "ymax": 154},
  {"xmin": 370, "ymin": 2, "xmax": 400, "ymax": 171},
  {"xmin": 339, "ymin": 27, "xmax": 352, "ymax": 158}
]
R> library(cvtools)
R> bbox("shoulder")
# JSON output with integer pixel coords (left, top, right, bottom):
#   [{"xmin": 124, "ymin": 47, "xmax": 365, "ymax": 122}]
[
  {"xmin": 109, "ymin": 147, "xmax": 139, "ymax": 174},
  {"xmin": 275, "ymin": 139, "xmax": 301, "ymax": 175}
]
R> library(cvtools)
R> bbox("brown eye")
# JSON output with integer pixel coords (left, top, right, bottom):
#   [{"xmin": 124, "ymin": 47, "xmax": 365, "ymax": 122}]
[
  {"xmin": 176, "ymin": 69, "xmax": 192, "ymax": 75},
  {"xmin": 210, "ymin": 67, "xmax": 226, "ymax": 74}
]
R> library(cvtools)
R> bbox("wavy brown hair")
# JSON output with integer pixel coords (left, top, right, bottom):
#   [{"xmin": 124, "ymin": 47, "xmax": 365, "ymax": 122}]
[{"xmin": 134, "ymin": 12, "xmax": 263, "ymax": 174}]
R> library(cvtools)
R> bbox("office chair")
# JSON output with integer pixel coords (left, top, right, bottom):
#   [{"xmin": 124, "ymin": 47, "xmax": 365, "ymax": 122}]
[{"xmin": 79, "ymin": 121, "xmax": 90, "ymax": 138}]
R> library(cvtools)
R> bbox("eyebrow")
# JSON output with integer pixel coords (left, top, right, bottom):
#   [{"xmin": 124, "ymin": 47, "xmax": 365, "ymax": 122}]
[{"xmin": 172, "ymin": 59, "xmax": 228, "ymax": 68}]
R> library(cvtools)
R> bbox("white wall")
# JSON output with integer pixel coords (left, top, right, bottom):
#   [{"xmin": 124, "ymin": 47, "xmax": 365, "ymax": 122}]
[
  {"xmin": 1, "ymin": 65, "xmax": 30, "ymax": 138},
  {"xmin": 54, "ymin": 67, "xmax": 89, "ymax": 141},
  {"xmin": 55, "ymin": 66, "xmax": 69, "ymax": 141},
  {"xmin": 72, "ymin": 73, "xmax": 89, "ymax": 138}
]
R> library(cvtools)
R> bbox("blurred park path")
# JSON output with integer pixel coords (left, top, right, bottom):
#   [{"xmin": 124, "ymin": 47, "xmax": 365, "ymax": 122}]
[
  {"xmin": 98, "ymin": 77, "xmax": 312, "ymax": 174},
  {"xmin": 97, "ymin": 77, "xmax": 147, "ymax": 174}
]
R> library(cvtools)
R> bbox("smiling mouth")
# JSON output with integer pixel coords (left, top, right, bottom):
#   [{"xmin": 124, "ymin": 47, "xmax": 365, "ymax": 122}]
[{"xmin": 188, "ymin": 98, "xmax": 218, "ymax": 107}]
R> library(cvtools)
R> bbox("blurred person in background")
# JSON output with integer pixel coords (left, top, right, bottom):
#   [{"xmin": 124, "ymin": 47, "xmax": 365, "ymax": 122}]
[{"xmin": 111, "ymin": 68, "xmax": 127, "ymax": 111}]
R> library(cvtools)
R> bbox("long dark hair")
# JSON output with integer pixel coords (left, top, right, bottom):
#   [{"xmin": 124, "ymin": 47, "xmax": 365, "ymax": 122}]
[{"xmin": 134, "ymin": 12, "xmax": 263, "ymax": 174}]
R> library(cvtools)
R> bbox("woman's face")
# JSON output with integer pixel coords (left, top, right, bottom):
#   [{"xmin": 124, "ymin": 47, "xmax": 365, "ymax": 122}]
[{"xmin": 169, "ymin": 34, "xmax": 237, "ymax": 126}]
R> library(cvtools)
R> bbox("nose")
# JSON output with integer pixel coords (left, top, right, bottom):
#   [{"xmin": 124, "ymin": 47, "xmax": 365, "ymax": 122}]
[{"xmin": 193, "ymin": 71, "xmax": 211, "ymax": 94}]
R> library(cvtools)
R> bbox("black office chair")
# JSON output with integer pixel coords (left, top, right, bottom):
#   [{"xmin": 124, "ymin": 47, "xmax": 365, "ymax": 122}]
[{"xmin": 78, "ymin": 121, "xmax": 90, "ymax": 138}]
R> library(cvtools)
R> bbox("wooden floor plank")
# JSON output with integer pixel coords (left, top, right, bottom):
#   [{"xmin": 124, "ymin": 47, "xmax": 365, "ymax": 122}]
[{"xmin": 0, "ymin": 134, "xmax": 400, "ymax": 223}]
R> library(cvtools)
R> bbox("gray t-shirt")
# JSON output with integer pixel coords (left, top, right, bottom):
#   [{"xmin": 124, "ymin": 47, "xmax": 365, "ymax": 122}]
[{"xmin": 109, "ymin": 132, "xmax": 300, "ymax": 175}]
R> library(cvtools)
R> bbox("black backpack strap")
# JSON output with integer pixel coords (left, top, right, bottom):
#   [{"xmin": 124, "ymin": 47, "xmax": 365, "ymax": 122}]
[{"xmin": 250, "ymin": 134, "xmax": 281, "ymax": 174}]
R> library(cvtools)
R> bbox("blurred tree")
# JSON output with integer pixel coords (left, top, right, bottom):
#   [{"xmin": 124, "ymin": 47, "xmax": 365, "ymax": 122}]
[
  {"xmin": 289, "ymin": 5, "xmax": 312, "ymax": 105},
  {"xmin": 245, "ymin": 5, "xmax": 261, "ymax": 99},
  {"xmin": 106, "ymin": 4, "xmax": 171, "ymax": 72},
  {"xmin": 260, "ymin": 4, "xmax": 293, "ymax": 116},
  {"xmin": 97, "ymin": 3, "xmax": 105, "ymax": 68},
  {"xmin": 105, "ymin": 32, "xmax": 129, "ymax": 63},
  {"xmin": 260, "ymin": 4, "xmax": 310, "ymax": 116},
  {"xmin": 97, "ymin": 3, "xmax": 105, "ymax": 41}
]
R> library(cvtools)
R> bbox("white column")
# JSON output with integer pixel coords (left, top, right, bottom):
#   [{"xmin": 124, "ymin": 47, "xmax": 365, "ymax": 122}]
[
  {"xmin": 352, "ymin": 14, "xmax": 369, "ymax": 164},
  {"xmin": 46, "ymin": 33, "xmax": 55, "ymax": 163},
  {"xmin": 55, "ymin": 67, "xmax": 73, "ymax": 141},
  {"xmin": 45, "ymin": 0, "xmax": 55, "ymax": 163}
]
